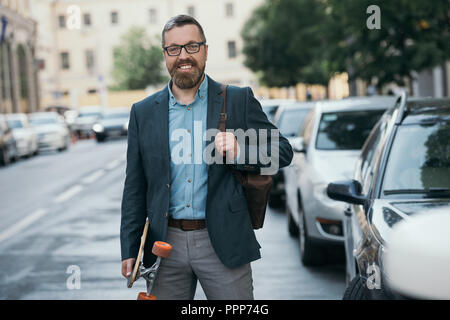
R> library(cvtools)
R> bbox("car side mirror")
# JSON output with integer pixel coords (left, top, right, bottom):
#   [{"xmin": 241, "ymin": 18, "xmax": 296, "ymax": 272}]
[
  {"xmin": 327, "ymin": 180, "xmax": 367, "ymax": 205},
  {"xmin": 290, "ymin": 136, "xmax": 306, "ymax": 153}
]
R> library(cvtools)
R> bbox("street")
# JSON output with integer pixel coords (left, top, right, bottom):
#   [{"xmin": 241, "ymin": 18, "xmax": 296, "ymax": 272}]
[{"xmin": 0, "ymin": 138, "xmax": 345, "ymax": 300}]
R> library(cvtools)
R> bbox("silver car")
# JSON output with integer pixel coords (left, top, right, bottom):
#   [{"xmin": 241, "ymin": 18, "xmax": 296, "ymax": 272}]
[
  {"xmin": 72, "ymin": 106, "xmax": 103, "ymax": 138},
  {"xmin": 28, "ymin": 112, "xmax": 71, "ymax": 152},
  {"xmin": 5, "ymin": 113, "xmax": 39, "ymax": 158},
  {"xmin": 284, "ymin": 96, "xmax": 396, "ymax": 266}
]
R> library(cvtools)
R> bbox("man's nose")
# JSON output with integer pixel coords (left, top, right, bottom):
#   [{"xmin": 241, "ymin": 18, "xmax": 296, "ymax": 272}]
[{"xmin": 179, "ymin": 46, "xmax": 190, "ymax": 59}]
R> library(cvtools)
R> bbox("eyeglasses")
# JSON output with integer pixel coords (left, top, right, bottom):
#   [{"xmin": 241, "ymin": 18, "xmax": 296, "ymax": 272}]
[{"xmin": 163, "ymin": 41, "xmax": 206, "ymax": 56}]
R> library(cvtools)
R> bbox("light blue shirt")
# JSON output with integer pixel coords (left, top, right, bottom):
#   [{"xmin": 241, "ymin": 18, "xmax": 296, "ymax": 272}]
[{"xmin": 168, "ymin": 76, "xmax": 209, "ymax": 220}]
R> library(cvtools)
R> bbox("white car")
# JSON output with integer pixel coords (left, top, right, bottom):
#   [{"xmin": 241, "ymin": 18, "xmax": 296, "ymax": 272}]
[
  {"xmin": 72, "ymin": 106, "xmax": 103, "ymax": 138},
  {"xmin": 284, "ymin": 96, "xmax": 396, "ymax": 266},
  {"xmin": 5, "ymin": 113, "xmax": 39, "ymax": 158},
  {"xmin": 28, "ymin": 112, "xmax": 71, "ymax": 152}
]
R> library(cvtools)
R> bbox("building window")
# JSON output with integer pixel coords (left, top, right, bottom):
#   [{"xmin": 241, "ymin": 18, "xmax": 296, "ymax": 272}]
[
  {"xmin": 86, "ymin": 50, "xmax": 95, "ymax": 71},
  {"xmin": 187, "ymin": 6, "xmax": 195, "ymax": 17},
  {"xmin": 111, "ymin": 11, "xmax": 119, "ymax": 25},
  {"xmin": 227, "ymin": 41, "xmax": 237, "ymax": 58},
  {"xmin": 58, "ymin": 15, "xmax": 66, "ymax": 28},
  {"xmin": 225, "ymin": 3, "xmax": 234, "ymax": 17},
  {"xmin": 149, "ymin": 8, "xmax": 157, "ymax": 23},
  {"xmin": 83, "ymin": 13, "xmax": 92, "ymax": 26},
  {"xmin": 60, "ymin": 52, "xmax": 70, "ymax": 70}
]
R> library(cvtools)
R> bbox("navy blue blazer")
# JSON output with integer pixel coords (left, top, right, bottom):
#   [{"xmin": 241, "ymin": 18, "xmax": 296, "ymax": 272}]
[{"xmin": 120, "ymin": 76, "xmax": 293, "ymax": 269}]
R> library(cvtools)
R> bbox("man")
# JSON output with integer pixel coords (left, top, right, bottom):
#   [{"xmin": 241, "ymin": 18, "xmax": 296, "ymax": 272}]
[{"xmin": 120, "ymin": 15, "xmax": 293, "ymax": 300}]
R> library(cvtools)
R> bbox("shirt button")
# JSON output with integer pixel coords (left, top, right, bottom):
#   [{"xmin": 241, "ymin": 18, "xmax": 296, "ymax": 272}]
[
  {"xmin": 186, "ymin": 203, "xmax": 190, "ymax": 208},
  {"xmin": 187, "ymin": 129, "xmax": 191, "ymax": 133},
  {"xmin": 187, "ymin": 179, "xmax": 192, "ymax": 183},
  {"xmin": 187, "ymin": 107, "xmax": 191, "ymax": 110}
]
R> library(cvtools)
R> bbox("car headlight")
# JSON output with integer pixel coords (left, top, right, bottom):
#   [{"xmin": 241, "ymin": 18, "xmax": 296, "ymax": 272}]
[{"xmin": 93, "ymin": 124, "xmax": 104, "ymax": 132}]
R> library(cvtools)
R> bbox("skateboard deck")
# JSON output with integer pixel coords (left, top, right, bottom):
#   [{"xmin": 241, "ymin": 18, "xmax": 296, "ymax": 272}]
[{"xmin": 127, "ymin": 219, "xmax": 173, "ymax": 300}]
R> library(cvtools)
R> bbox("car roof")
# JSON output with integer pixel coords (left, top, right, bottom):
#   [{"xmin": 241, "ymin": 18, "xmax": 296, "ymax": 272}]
[
  {"xmin": 29, "ymin": 112, "xmax": 60, "ymax": 118},
  {"xmin": 102, "ymin": 107, "xmax": 130, "ymax": 114},
  {"xmin": 259, "ymin": 99, "xmax": 297, "ymax": 107},
  {"xmin": 401, "ymin": 97, "xmax": 450, "ymax": 124},
  {"xmin": 5, "ymin": 113, "xmax": 28, "ymax": 120},
  {"xmin": 315, "ymin": 96, "xmax": 397, "ymax": 113}
]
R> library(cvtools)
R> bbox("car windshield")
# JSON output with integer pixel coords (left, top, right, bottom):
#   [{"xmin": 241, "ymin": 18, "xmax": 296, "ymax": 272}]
[
  {"xmin": 277, "ymin": 109, "xmax": 310, "ymax": 137},
  {"xmin": 101, "ymin": 112, "xmax": 129, "ymax": 120},
  {"xmin": 382, "ymin": 122, "xmax": 450, "ymax": 196},
  {"xmin": 6, "ymin": 119, "xmax": 23, "ymax": 129},
  {"xmin": 29, "ymin": 117, "xmax": 58, "ymax": 126},
  {"xmin": 316, "ymin": 110, "xmax": 385, "ymax": 150},
  {"xmin": 262, "ymin": 106, "xmax": 278, "ymax": 122}
]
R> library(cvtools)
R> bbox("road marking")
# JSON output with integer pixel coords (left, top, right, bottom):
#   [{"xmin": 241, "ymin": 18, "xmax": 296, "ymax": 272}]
[
  {"xmin": 106, "ymin": 159, "xmax": 122, "ymax": 170},
  {"xmin": 54, "ymin": 185, "xmax": 83, "ymax": 204},
  {"xmin": 82, "ymin": 169, "xmax": 105, "ymax": 184},
  {"xmin": 0, "ymin": 209, "xmax": 48, "ymax": 243}
]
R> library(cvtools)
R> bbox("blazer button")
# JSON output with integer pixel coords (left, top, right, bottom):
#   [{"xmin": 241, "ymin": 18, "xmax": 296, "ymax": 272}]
[
  {"xmin": 164, "ymin": 212, "xmax": 168, "ymax": 218},
  {"xmin": 166, "ymin": 183, "xmax": 170, "ymax": 188}
]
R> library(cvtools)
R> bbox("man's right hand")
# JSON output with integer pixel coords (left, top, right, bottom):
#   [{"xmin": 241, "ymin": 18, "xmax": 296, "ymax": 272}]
[{"xmin": 121, "ymin": 258, "xmax": 136, "ymax": 279}]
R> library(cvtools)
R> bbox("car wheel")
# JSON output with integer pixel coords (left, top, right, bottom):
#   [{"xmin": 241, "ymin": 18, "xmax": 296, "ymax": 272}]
[
  {"xmin": 268, "ymin": 193, "xmax": 285, "ymax": 209},
  {"xmin": 287, "ymin": 205, "xmax": 299, "ymax": 237},
  {"xmin": 0, "ymin": 148, "xmax": 9, "ymax": 166},
  {"xmin": 298, "ymin": 205, "xmax": 326, "ymax": 266},
  {"xmin": 343, "ymin": 276, "xmax": 369, "ymax": 300}
]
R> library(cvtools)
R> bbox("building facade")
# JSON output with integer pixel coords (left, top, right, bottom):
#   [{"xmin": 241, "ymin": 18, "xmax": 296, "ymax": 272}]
[
  {"xmin": 31, "ymin": 0, "xmax": 263, "ymax": 108},
  {"xmin": 0, "ymin": 0, "xmax": 39, "ymax": 114}
]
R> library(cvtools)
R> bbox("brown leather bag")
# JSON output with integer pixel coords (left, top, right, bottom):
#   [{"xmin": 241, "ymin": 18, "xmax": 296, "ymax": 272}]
[{"xmin": 218, "ymin": 84, "xmax": 273, "ymax": 229}]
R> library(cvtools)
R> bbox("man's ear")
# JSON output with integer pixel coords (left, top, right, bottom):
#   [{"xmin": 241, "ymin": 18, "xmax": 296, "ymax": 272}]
[{"xmin": 205, "ymin": 44, "xmax": 208, "ymax": 60}]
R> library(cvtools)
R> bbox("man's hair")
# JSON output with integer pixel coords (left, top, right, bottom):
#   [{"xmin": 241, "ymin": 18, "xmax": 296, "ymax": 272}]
[{"xmin": 161, "ymin": 15, "xmax": 207, "ymax": 47}]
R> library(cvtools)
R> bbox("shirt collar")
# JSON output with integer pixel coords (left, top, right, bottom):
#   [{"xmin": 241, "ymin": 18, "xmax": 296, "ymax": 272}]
[{"xmin": 168, "ymin": 74, "xmax": 208, "ymax": 106}]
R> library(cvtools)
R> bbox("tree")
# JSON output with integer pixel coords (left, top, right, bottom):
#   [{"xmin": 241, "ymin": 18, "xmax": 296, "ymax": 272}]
[
  {"xmin": 241, "ymin": 0, "xmax": 337, "ymax": 87},
  {"xmin": 112, "ymin": 26, "xmax": 168, "ymax": 90},
  {"xmin": 325, "ymin": 0, "xmax": 450, "ymax": 91}
]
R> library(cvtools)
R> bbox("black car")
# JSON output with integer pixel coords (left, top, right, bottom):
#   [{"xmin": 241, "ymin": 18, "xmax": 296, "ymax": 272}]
[
  {"xmin": 327, "ymin": 94, "xmax": 450, "ymax": 299},
  {"xmin": 268, "ymin": 102, "xmax": 314, "ymax": 208},
  {"xmin": 92, "ymin": 108, "xmax": 130, "ymax": 142},
  {"xmin": 0, "ymin": 115, "xmax": 18, "ymax": 166}
]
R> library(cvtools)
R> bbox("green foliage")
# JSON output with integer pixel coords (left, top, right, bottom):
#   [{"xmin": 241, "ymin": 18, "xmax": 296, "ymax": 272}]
[
  {"xmin": 242, "ymin": 0, "xmax": 450, "ymax": 89},
  {"xmin": 112, "ymin": 26, "xmax": 168, "ymax": 90},
  {"xmin": 327, "ymin": 0, "xmax": 450, "ymax": 89},
  {"xmin": 241, "ymin": 0, "xmax": 335, "ymax": 87}
]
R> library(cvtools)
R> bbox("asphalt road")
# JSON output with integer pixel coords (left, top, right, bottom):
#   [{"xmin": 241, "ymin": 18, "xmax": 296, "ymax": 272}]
[{"xmin": 0, "ymin": 138, "xmax": 345, "ymax": 300}]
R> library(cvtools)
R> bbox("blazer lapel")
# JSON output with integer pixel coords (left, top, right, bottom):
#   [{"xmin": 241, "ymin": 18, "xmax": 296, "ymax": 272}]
[
  {"xmin": 153, "ymin": 85, "xmax": 171, "ymax": 159},
  {"xmin": 206, "ymin": 76, "xmax": 225, "ymax": 172}
]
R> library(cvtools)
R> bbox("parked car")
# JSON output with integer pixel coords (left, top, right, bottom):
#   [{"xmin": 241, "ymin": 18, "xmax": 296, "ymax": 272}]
[
  {"xmin": 0, "ymin": 115, "xmax": 18, "ymax": 166},
  {"xmin": 5, "ymin": 113, "xmax": 39, "ymax": 158},
  {"xmin": 259, "ymin": 99, "xmax": 296, "ymax": 123},
  {"xmin": 92, "ymin": 108, "xmax": 130, "ymax": 142},
  {"xmin": 327, "ymin": 95, "xmax": 450, "ymax": 299},
  {"xmin": 284, "ymin": 96, "xmax": 396, "ymax": 266},
  {"xmin": 384, "ymin": 207, "xmax": 450, "ymax": 299},
  {"xmin": 268, "ymin": 102, "xmax": 315, "ymax": 208},
  {"xmin": 28, "ymin": 112, "xmax": 71, "ymax": 152},
  {"xmin": 72, "ymin": 106, "xmax": 103, "ymax": 138}
]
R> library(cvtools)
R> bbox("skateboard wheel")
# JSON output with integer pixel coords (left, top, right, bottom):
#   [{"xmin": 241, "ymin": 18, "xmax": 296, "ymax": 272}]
[
  {"xmin": 137, "ymin": 292, "xmax": 156, "ymax": 300},
  {"xmin": 152, "ymin": 241, "xmax": 172, "ymax": 258}
]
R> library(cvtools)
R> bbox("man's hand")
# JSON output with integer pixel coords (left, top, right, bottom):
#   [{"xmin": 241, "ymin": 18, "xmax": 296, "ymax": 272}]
[
  {"xmin": 215, "ymin": 132, "xmax": 239, "ymax": 162},
  {"xmin": 121, "ymin": 258, "xmax": 136, "ymax": 278}
]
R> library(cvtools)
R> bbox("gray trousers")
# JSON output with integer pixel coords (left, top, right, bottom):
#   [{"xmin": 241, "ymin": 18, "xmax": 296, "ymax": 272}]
[{"xmin": 151, "ymin": 226, "xmax": 254, "ymax": 300}]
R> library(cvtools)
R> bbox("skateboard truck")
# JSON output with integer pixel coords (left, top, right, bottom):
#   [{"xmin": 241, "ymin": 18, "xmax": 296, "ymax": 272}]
[{"xmin": 127, "ymin": 219, "xmax": 173, "ymax": 300}]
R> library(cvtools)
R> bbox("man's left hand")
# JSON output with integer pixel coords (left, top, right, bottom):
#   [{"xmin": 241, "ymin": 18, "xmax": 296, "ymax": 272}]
[{"xmin": 215, "ymin": 132, "xmax": 239, "ymax": 162}]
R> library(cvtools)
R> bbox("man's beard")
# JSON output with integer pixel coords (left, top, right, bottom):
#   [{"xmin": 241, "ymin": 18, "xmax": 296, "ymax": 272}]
[{"xmin": 169, "ymin": 59, "xmax": 205, "ymax": 89}]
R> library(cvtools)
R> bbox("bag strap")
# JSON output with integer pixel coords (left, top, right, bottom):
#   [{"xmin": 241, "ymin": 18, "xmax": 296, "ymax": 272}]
[{"xmin": 218, "ymin": 84, "xmax": 228, "ymax": 132}]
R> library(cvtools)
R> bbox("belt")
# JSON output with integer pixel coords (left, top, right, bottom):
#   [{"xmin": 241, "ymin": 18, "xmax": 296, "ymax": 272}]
[{"xmin": 168, "ymin": 218, "xmax": 206, "ymax": 231}]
